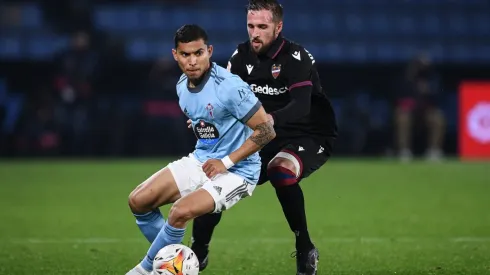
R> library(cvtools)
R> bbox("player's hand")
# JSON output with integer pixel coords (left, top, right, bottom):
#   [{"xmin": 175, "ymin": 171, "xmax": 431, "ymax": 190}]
[
  {"xmin": 187, "ymin": 119, "xmax": 192, "ymax": 129},
  {"xmin": 266, "ymin": 114, "xmax": 274, "ymax": 126},
  {"xmin": 202, "ymin": 159, "xmax": 227, "ymax": 179}
]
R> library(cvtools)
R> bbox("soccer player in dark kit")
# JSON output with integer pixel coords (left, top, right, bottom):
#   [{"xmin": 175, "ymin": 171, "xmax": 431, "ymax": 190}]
[{"xmin": 190, "ymin": 1, "xmax": 338, "ymax": 274}]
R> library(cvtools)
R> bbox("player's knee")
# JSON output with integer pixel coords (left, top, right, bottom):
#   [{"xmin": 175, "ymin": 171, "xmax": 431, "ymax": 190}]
[
  {"xmin": 269, "ymin": 157, "xmax": 296, "ymax": 171},
  {"xmin": 128, "ymin": 192, "xmax": 141, "ymax": 213},
  {"xmin": 395, "ymin": 107, "xmax": 412, "ymax": 125},
  {"xmin": 128, "ymin": 189, "xmax": 151, "ymax": 214},
  {"xmin": 168, "ymin": 202, "xmax": 194, "ymax": 226},
  {"xmin": 267, "ymin": 158, "xmax": 299, "ymax": 188}
]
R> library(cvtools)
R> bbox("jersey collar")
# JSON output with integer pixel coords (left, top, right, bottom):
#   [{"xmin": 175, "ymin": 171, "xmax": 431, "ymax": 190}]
[
  {"xmin": 188, "ymin": 62, "xmax": 214, "ymax": 93},
  {"xmin": 265, "ymin": 33, "xmax": 285, "ymax": 59}
]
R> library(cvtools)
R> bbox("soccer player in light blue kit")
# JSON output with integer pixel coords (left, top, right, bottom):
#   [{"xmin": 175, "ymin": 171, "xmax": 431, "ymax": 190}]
[{"xmin": 125, "ymin": 24, "xmax": 276, "ymax": 275}]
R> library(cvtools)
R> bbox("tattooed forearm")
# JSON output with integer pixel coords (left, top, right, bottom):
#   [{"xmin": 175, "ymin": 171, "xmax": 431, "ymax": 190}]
[{"xmin": 250, "ymin": 121, "xmax": 276, "ymax": 147}]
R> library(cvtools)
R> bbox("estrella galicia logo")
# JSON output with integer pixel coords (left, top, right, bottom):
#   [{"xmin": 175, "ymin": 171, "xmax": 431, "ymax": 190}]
[{"xmin": 194, "ymin": 119, "xmax": 220, "ymax": 145}]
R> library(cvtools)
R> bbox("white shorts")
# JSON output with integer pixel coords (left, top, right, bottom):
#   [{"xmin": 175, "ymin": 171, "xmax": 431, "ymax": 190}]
[{"xmin": 167, "ymin": 154, "xmax": 256, "ymax": 213}]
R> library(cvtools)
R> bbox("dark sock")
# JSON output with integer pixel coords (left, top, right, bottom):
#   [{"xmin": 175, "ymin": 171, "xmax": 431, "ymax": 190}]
[
  {"xmin": 275, "ymin": 184, "xmax": 313, "ymax": 251},
  {"xmin": 268, "ymin": 166, "xmax": 314, "ymax": 251},
  {"xmin": 191, "ymin": 212, "xmax": 223, "ymax": 249}
]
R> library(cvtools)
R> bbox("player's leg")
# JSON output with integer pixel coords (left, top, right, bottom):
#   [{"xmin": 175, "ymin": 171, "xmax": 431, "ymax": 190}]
[
  {"xmin": 127, "ymin": 155, "xmax": 208, "ymax": 275},
  {"xmin": 268, "ymin": 139, "xmax": 331, "ymax": 275},
  {"xmin": 145, "ymin": 171, "xmax": 254, "ymax": 274},
  {"xmin": 128, "ymin": 167, "xmax": 182, "ymax": 243},
  {"xmin": 190, "ymin": 160, "xmax": 269, "ymax": 271},
  {"xmin": 268, "ymin": 156, "xmax": 317, "ymax": 275},
  {"xmin": 267, "ymin": 152, "xmax": 312, "ymax": 250},
  {"xmin": 126, "ymin": 167, "xmax": 182, "ymax": 275},
  {"xmin": 425, "ymin": 107, "xmax": 445, "ymax": 161},
  {"xmin": 138, "ymin": 188, "xmax": 216, "ymax": 272},
  {"xmin": 395, "ymin": 98, "xmax": 415, "ymax": 161},
  {"xmin": 190, "ymin": 212, "xmax": 222, "ymax": 270}
]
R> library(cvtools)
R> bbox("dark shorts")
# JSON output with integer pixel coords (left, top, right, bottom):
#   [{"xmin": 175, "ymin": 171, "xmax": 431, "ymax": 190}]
[
  {"xmin": 397, "ymin": 95, "xmax": 440, "ymax": 113},
  {"xmin": 257, "ymin": 136, "xmax": 335, "ymax": 185}
]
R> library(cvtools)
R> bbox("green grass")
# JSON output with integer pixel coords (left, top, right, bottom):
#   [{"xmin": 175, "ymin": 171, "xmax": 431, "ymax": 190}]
[{"xmin": 0, "ymin": 159, "xmax": 489, "ymax": 274}]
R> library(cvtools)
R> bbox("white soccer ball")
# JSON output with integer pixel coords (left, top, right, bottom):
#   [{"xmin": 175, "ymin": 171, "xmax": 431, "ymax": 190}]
[{"xmin": 152, "ymin": 244, "xmax": 199, "ymax": 275}]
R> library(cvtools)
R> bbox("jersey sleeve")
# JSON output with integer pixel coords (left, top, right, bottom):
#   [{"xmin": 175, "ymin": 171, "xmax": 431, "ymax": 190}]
[
  {"xmin": 226, "ymin": 48, "xmax": 242, "ymax": 75},
  {"xmin": 285, "ymin": 47, "xmax": 315, "ymax": 90},
  {"xmin": 269, "ymin": 47, "xmax": 314, "ymax": 126},
  {"xmin": 218, "ymin": 76, "xmax": 262, "ymax": 123}
]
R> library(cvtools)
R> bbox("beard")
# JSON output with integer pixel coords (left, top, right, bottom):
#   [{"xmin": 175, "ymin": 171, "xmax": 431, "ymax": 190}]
[{"xmin": 251, "ymin": 30, "xmax": 276, "ymax": 55}]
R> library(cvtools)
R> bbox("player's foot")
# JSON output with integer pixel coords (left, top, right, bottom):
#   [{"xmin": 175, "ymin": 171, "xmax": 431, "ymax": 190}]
[
  {"xmin": 190, "ymin": 243, "xmax": 209, "ymax": 271},
  {"xmin": 294, "ymin": 247, "xmax": 319, "ymax": 275},
  {"xmin": 125, "ymin": 263, "xmax": 152, "ymax": 275},
  {"xmin": 399, "ymin": 148, "xmax": 413, "ymax": 162},
  {"xmin": 425, "ymin": 148, "xmax": 443, "ymax": 162}
]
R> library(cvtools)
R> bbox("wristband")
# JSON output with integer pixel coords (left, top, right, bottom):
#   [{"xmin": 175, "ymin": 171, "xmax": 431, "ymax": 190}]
[{"xmin": 221, "ymin": 156, "xmax": 235, "ymax": 169}]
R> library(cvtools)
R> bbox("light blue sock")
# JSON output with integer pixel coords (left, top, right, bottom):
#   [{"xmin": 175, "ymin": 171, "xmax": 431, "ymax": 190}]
[
  {"xmin": 133, "ymin": 209, "xmax": 165, "ymax": 243},
  {"xmin": 140, "ymin": 223, "xmax": 186, "ymax": 271}
]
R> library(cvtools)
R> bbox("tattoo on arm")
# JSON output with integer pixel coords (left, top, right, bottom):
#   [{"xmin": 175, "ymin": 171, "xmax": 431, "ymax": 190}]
[{"xmin": 250, "ymin": 121, "xmax": 275, "ymax": 147}]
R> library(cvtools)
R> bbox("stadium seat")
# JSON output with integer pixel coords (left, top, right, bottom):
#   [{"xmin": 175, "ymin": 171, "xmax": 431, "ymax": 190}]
[
  {"xmin": 0, "ymin": 79, "xmax": 6, "ymax": 102},
  {"xmin": 25, "ymin": 35, "xmax": 69, "ymax": 60},
  {"xmin": 0, "ymin": 36, "xmax": 22, "ymax": 59},
  {"xmin": 89, "ymin": 1, "xmax": 490, "ymax": 63},
  {"xmin": 126, "ymin": 38, "xmax": 150, "ymax": 61},
  {"xmin": 20, "ymin": 4, "xmax": 43, "ymax": 29}
]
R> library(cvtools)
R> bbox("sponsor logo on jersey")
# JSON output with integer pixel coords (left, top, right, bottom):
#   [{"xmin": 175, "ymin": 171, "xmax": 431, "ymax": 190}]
[
  {"xmin": 194, "ymin": 120, "xmax": 220, "ymax": 145},
  {"xmin": 246, "ymin": 64, "xmax": 254, "ymax": 75},
  {"xmin": 292, "ymin": 51, "xmax": 301, "ymax": 61},
  {"xmin": 250, "ymin": 84, "xmax": 288, "ymax": 95}
]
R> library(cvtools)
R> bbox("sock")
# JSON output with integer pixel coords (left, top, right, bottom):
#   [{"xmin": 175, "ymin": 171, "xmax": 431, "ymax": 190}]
[
  {"xmin": 141, "ymin": 223, "xmax": 186, "ymax": 271},
  {"xmin": 276, "ymin": 184, "xmax": 314, "ymax": 251},
  {"xmin": 191, "ymin": 213, "xmax": 223, "ymax": 248},
  {"xmin": 268, "ymin": 166, "xmax": 314, "ymax": 251},
  {"xmin": 134, "ymin": 209, "xmax": 165, "ymax": 243}
]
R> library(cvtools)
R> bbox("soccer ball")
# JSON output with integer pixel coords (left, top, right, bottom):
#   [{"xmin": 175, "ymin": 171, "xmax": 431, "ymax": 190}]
[{"xmin": 152, "ymin": 244, "xmax": 199, "ymax": 275}]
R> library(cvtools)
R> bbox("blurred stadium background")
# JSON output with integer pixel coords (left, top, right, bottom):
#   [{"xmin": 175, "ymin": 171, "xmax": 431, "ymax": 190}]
[
  {"xmin": 1, "ymin": 0, "xmax": 489, "ymax": 158},
  {"xmin": 1, "ymin": 1, "xmax": 489, "ymax": 274}
]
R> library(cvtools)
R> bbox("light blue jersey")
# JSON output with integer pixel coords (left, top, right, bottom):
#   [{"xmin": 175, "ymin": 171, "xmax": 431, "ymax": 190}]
[{"xmin": 176, "ymin": 62, "xmax": 262, "ymax": 184}]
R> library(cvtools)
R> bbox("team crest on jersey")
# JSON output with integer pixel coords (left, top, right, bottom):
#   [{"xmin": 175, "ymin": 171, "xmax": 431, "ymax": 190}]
[
  {"xmin": 206, "ymin": 103, "xmax": 214, "ymax": 118},
  {"xmin": 271, "ymin": 64, "xmax": 281, "ymax": 79}
]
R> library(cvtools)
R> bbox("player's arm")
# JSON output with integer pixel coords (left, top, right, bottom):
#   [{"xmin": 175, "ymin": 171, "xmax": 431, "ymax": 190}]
[
  {"xmin": 227, "ymin": 105, "xmax": 275, "ymax": 165},
  {"xmin": 202, "ymin": 79, "xmax": 275, "ymax": 178},
  {"xmin": 221, "ymin": 79, "xmax": 276, "ymax": 164},
  {"xmin": 269, "ymin": 47, "xmax": 314, "ymax": 126}
]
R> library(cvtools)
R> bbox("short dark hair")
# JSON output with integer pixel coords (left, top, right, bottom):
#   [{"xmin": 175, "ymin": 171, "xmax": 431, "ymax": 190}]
[
  {"xmin": 246, "ymin": 0, "xmax": 283, "ymax": 22},
  {"xmin": 174, "ymin": 24, "xmax": 208, "ymax": 49}
]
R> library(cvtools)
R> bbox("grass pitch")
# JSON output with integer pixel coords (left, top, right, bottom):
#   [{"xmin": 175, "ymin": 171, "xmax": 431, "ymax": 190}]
[{"xmin": 0, "ymin": 159, "xmax": 489, "ymax": 274}]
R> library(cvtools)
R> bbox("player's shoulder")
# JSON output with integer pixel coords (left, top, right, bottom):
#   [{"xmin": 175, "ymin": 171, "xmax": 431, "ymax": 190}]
[
  {"xmin": 282, "ymin": 39, "xmax": 310, "ymax": 61},
  {"xmin": 211, "ymin": 63, "xmax": 249, "ymax": 100},
  {"xmin": 236, "ymin": 41, "xmax": 251, "ymax": 55},
  {"xmin": 211, "ymin": 63, "xmax": 245, "ymax": 88},
  {"xmin": 176, "ymin": 73, "xmax": 188, "ymax": 95},
  {"xmin": 226, "ymin": 42, "xmax": 249, "ymax": 72},
  {"xmin": 284, "ymin": 38, "xmax": 304, "ymax": 51},
  {"xmin": 176, "ymin": 73, "xmax": 188, "ymax": 85},
  {"xmin": 228, "ymin": 41, "xmax": 252, "ymax": 61}
]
